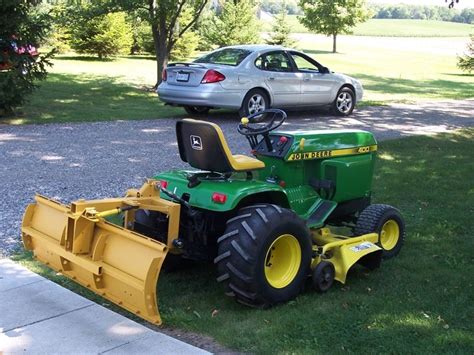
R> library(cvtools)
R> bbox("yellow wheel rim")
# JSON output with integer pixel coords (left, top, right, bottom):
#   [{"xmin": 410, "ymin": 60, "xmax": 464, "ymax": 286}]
[
  {"xmin": 380, "ymin": 220, "xmax": 400, "ymax": 250},
  {"xmin": 264, "ymin": 234, "xmax": 301, "ymax": 289}
]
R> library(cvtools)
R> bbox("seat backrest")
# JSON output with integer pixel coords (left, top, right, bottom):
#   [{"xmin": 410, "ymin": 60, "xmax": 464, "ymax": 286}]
[
  {"xmin": 176, "ymin": 119, "xmax": 235, "ymax": 173},
  {"xmin": 267, "ymin": 57, "xmax": 282, "ymax": 71}
]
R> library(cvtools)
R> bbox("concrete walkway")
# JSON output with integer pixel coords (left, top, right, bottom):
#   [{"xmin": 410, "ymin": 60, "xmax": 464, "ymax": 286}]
[{"xmin": 0, "ymin": 259, "xmax": 210, "ymax": 354}]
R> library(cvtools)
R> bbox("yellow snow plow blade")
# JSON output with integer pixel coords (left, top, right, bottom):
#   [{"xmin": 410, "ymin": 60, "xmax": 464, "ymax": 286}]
[{"xmin": 21, "ymin": 180, "xmax": 181, "ymax": 325}]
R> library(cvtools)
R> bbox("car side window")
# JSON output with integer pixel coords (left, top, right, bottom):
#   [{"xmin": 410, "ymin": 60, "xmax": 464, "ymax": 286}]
[
  {"xmin": 291, "ymin": 53, "xmax": 320, "ymax": 73},
  {"xmin": 255, "ymin": 52, "xmax": 293, "ymax": 72},
  {"xmin": 255, "ymin": 56, "xmax": 264, "ymax": 70}
]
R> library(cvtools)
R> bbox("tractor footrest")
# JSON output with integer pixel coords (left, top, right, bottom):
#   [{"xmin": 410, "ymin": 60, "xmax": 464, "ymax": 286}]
[{"xmin": 308, "ymin": 200, "xmax": 337, "ymax": 226}]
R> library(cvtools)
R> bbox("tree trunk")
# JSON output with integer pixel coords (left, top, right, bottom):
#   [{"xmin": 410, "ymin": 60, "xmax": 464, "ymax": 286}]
[
  {"xmin": 156, "ymin": 50, "xmax": 169, "ymax": 89},
  {"xmin": 152, "ymin": 24, "xmax": 169, "ymax": 90},
  {"xmin": 332, "ymin": 33, "xmax": 337, "ymax": 53}
]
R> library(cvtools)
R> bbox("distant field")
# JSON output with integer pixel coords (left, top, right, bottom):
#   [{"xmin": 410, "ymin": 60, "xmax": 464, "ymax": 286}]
[
  {"xmin": 263, "ymin": 17, "xmax": 473, "ymax": 37},
  {"xmin": 296, "ymin": 34, "xmax": 473, "ymax": 102},
  {"xmin": 353, "ymin": 19, "xmax": 473, "ymax": 37}
]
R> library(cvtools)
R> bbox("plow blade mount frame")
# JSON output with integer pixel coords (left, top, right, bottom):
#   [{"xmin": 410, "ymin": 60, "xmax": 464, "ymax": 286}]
[{"xmin": 21, "ymin": 180, "xmax": 180, "ymax": 325}]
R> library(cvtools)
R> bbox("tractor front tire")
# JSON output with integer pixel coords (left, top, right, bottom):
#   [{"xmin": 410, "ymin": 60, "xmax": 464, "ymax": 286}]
[
  {"xmin": 354, "ymin": 204, "xmax": 405, "ymax": 259},
  {"xmin": 215, "ymin": 204, "xmax": 312, "ymax": 307}
]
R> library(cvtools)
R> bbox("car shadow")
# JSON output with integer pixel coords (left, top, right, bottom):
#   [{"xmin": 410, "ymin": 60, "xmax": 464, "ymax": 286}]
[{"xmin": 190, "ymin": 107, "xmax": 334, "ymax": 122}]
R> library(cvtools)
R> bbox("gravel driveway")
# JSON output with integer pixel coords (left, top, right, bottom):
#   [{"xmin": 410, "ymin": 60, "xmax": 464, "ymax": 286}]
[{"xmin": 1, "ymin": 99, "xmax": 473, "ymax": 256}]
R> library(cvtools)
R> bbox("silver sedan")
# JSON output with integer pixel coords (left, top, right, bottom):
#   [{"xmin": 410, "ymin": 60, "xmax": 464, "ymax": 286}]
[{"xmin": 157, "ymin": 45, "xmax": 363, "ymax": 116}]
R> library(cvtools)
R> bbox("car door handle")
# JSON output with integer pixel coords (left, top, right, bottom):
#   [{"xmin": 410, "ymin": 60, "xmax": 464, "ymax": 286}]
[
  {"xmin": 268, "ymin": 77, "xmax": 275, "ymax": 81},
  {"xmin": 303, "ymin": 77, "xmax": 310, "ymax": 81}
]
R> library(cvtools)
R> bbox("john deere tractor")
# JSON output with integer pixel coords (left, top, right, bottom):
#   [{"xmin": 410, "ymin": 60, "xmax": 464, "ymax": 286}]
[{"xmin": 22, "ymin": 109, "xmax": 404, "ymax": 325}]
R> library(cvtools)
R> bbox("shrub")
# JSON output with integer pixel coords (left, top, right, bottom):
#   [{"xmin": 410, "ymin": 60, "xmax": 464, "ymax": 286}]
[
  {"xmin": 70, "ymin": 12, "xmax": 133, "ymax": 59},
  {"xmin": 457, "ymin": 35, "xmax": 474, "ymax": 73},
  {"xmin": 0, "ymin": 1, "xmax": 53, "ymax": 114},
  {"xmin": 201, "ymin": 0, "xmax": 260, "ymax": 48}
]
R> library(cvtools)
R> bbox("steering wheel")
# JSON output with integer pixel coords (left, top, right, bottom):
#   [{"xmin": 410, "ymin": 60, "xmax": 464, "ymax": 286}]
[
  {"xmin": 238, "ymin": 109, "xmax": 287, "ymax": 136},
  {"xmin": 237, "ymin": 109, "xmax": 287, "ymax": 151}
]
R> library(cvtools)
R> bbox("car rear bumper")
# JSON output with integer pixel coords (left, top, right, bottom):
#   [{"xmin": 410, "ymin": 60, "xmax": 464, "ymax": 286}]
[{"xmin": 157, "ymin": 83, "xmax": 242, "ymax": 109}]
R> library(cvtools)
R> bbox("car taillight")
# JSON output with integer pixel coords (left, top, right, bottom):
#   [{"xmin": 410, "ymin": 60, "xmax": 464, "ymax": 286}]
[
  {"xmin": 201, "ymin": 70, "xmax": 225, "ymax": 84},
  {"xmin": 212, "ymin": 192, "xmax": 227, "ymax": 204},
  {"xmin": 162, "ymin": 68, "xmax": 167, "ymax": 82}
]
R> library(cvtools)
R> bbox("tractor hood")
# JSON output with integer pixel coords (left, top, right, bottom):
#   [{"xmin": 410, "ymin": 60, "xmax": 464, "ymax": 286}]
[{"xmin": 276, "ymin": 129, "xmax": 377, "ymax": 162}]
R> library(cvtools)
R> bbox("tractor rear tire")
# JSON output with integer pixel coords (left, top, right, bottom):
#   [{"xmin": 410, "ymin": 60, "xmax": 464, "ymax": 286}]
[
  {"xmin": 354, "ymin": 204, "xmax": 405, "ymax": 259},
  {"xmin": 215, "ymin": 204, "xmax": 312, "ymax": 307}
]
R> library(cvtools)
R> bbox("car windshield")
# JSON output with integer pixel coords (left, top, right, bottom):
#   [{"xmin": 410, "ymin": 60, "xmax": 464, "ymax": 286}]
[{"xmin": 194, "ymin": 48, "xmax": 251, "ymax": 66}]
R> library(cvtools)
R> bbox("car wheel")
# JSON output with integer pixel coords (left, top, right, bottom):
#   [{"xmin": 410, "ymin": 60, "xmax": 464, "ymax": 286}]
[
  {"xmin": 333, "ymin": 87, "xmax": 355, "ymax": 116},
  {"xmin": 183, "ymin": 106, "xmax": 210, "ymax": 116},
  {"xmin": 239, "ymin": 89, "xmax": 269, "ymax": 117}
]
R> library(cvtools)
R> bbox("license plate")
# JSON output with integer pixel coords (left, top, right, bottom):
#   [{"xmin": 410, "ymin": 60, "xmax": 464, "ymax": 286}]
[{"xmin": 176, "ymin": 72, "xmax": 190, "ymax": 82}]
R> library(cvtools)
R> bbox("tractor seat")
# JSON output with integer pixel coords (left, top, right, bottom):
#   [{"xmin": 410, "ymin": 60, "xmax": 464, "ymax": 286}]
[{"xmin": 176, "ymin": 119, "xmax": 265, "ymax": 173}]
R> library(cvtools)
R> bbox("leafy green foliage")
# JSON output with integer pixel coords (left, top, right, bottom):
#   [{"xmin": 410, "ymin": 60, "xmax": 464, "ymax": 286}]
[
  {"xmin": 201, "ymin": 0, "xmax": 260, "ymax": 48},
  {"xmin": 43, "ymin": 5, "xmax": 72, "ymax": 54},
  {"xmin": 298, "ymin": 0, "xmax": 371, "ymax": 52},
  {"xmin": 70, "ymin": 11, "xmax": 133, "ymax": 59},
  {"xmin": 265, "ymin": 10, "xmax": 296, "ymax": 47},
  {"xmin": 259, "ymin": 0, "xmax": 301, "ymax": 15},
  {"xmin": 171, "ymin": 31, "xmax": 200, "ymax": 61},
  {"xmin": 128, "ymin": 15, "xmax": 153, "ymax": 54},
  {"xmin": 130, "ymin": 8, "xmax": 199, "ymax": 61},
  {"xmin": 457, "ymin": 35, "xmax": 474, "ymax": 73},
  {"xmin": 46, "ymin": 25, "xmax": 71, "ymax": 54},
  {"xmin": 0, "ymin": 0, "xmax": 53, "ymax": 114},
  {"xmin": 370, "ymin": 3, "xmax": 473, "ymax": 24},
  {"xmin": 113, "ymin": 0, "xmax": 208, "ymax": 86}
]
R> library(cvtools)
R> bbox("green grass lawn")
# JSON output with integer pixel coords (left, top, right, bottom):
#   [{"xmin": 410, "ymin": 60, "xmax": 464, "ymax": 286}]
[
  {"xmin": 267, "ymin": 17, "xmax": 474, "ymax": 37},
  {"xmin": 13, "ymin": 128, "xmax": 474, "ymax": 353},
  {"xmin": 14, "ymin": 73, "xmax": 183, "ymax": 124}
]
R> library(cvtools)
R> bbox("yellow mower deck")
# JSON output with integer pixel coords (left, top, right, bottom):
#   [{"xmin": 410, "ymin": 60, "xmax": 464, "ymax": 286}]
[
  {"xmin": 311, "ymin": 228, "xmax": 382, "ymax": 283},
  {"xmin": 21, "ymin": 180, "xmax": 180, "ymax": 325}
]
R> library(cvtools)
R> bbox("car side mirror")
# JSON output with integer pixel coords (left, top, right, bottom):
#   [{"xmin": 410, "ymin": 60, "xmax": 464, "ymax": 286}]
[{"xmin": 321, "ymin": 66, "xmax": 330, "ymax": 74}]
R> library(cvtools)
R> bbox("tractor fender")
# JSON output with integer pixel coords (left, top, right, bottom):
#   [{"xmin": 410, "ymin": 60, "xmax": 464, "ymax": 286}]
[
  {"xmin": 193, "ymin": 182, "xmax": 288, "ymax": 212},
  {"xmin": 155, "ymin": 171, "xmax": 289, "ymax": 212}
]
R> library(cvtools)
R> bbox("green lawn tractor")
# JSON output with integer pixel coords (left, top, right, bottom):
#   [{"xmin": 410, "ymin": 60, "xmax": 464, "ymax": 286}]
[{"xmin": 21, "ymin": 109, "xmax": 405, "ymax": 325}]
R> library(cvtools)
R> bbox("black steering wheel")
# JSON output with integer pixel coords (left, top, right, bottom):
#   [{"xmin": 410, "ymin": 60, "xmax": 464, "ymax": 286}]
[
  {"xmin": 238, "ymin": 109, "xmax": 287, "ymax": 151},
  {"xmin": 238, "ymin": 109, "xmax": 287, "ymax": 136}
]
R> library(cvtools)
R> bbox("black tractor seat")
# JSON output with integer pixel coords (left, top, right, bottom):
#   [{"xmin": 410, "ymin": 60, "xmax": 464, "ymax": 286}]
[{"xmin": 176, "ymin": 119, "xmax": 265, "ymax": 173}]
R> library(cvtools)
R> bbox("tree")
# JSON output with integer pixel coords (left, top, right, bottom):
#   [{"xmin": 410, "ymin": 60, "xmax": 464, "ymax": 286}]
[
  {"xmin": 457, "ymin": 35, "xmax": 474, "ymax": 73},
  {"xmin": 114, "ymin": 0, "xmax": 208, "ymax": 87},
  {"xmin": 298, "ymin": 0, "xmax": 370, "ymax": 53},
  {"xmin": 131, "ymin": 8, "xmax": 200, "ymax": 60},
  {"xmin": 170, "ymin": 9, "xmax": 200, "ymax": 60},
  {"xmin": 201, "ymin": 0, "xmax": 260, "ymax": 48},
  {"xmin": 266, "ymin": 10, "xmax": 296, "ymax": 47},
  {"xmin": 70, "ymin": 11, "xmax": 133, "ymax": 59},
  {"xmin": 0, "ymin": 0, "xmax": 53, "ymax": 115}
]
